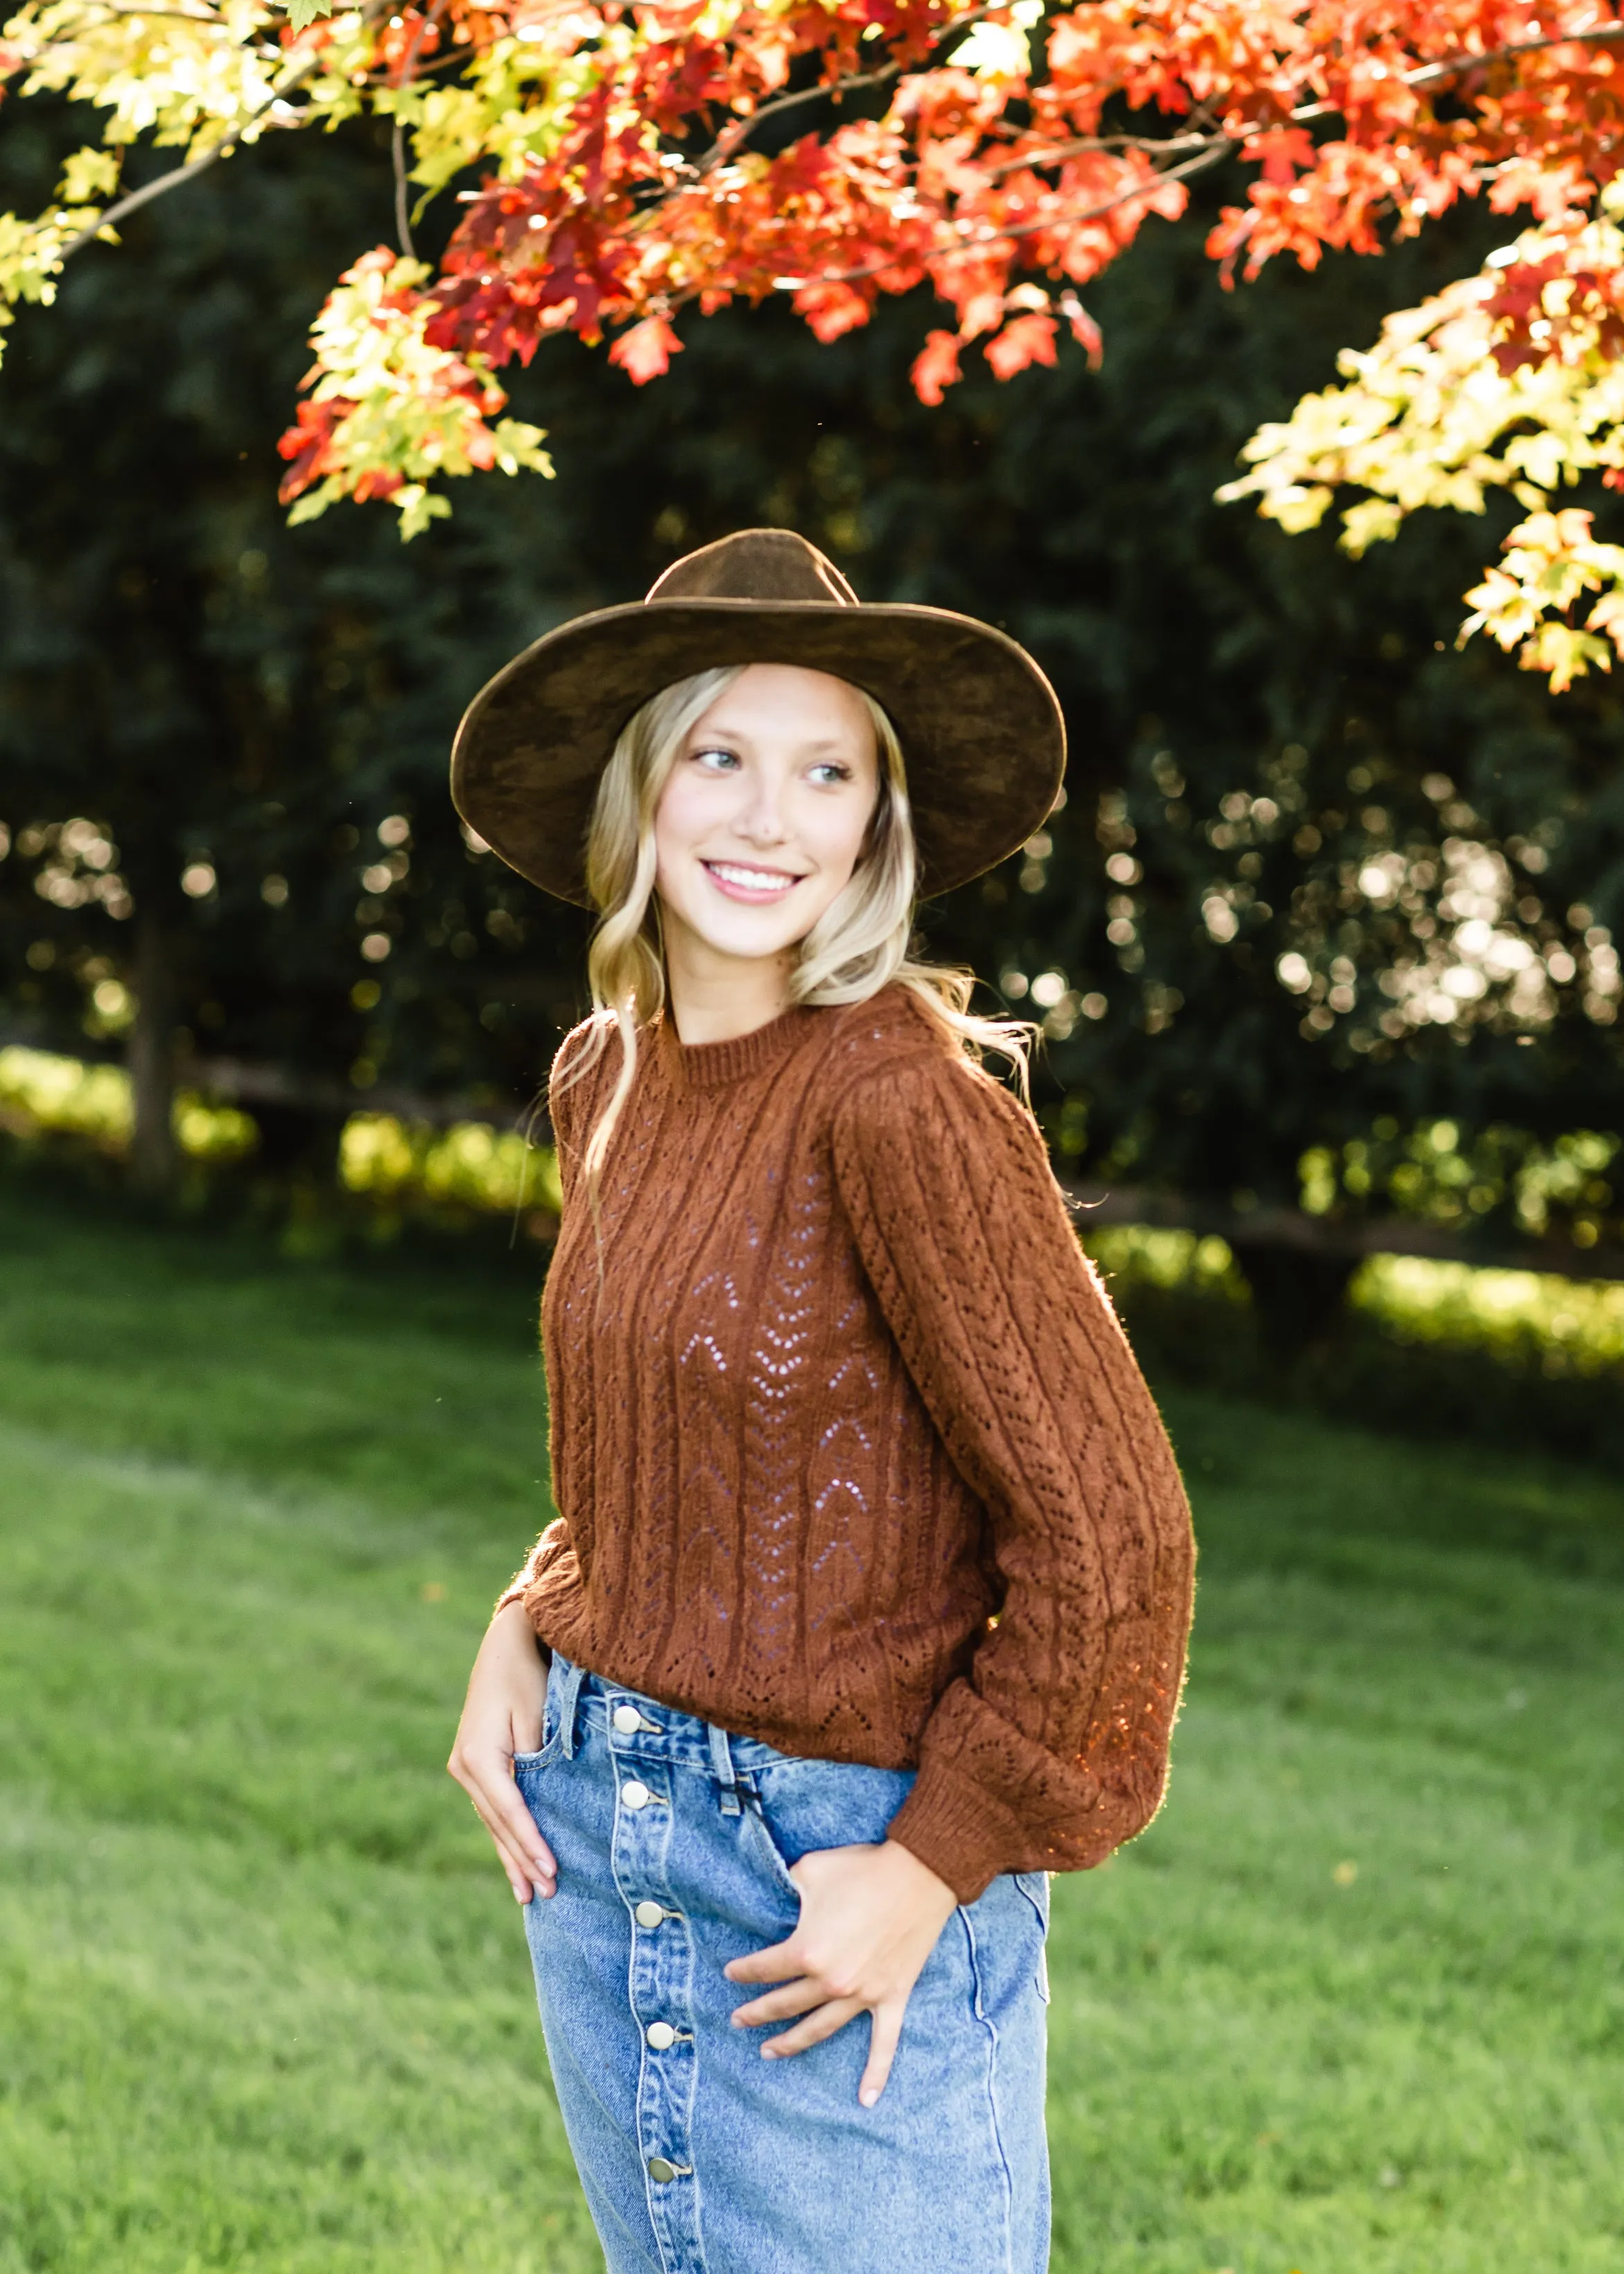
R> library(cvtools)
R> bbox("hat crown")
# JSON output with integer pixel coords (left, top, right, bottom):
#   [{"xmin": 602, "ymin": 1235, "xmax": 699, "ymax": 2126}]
[{"xmin": 646, "ymin": 528, "xmax": 859, "ymax": 607}]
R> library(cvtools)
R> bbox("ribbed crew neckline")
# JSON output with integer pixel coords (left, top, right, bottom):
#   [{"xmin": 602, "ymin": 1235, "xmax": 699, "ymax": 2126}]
[{"xmin": 657, "ymin": 1002, "xmax": 819, "ymax": 1092}]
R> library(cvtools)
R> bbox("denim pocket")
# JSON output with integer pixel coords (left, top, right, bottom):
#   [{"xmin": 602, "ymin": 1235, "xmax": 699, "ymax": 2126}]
[
  {"xmin": 747, "ymin": 1757, "xmax": 917, "ymax": 1892},
  {"xmin": 1013, "ymin": 1871, "xmax": 1051, "ymax": 2003},
  {"xmin": 512, "ymin": 1663, "xmax": 564, "ymax": 1775},
  {"xmin": 512, "ymin": 1737, "xmax": 561, "ymax": 1773},
  {"xmin": 1013, "ymin": 1871, "xmax": 1050, "ymax": 1927},
  {"xmin": 741, "ymin": 1796, "xmax": 803, "ymax": 1902}
]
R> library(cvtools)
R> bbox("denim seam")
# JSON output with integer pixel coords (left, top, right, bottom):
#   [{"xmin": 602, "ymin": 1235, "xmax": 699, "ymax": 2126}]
[
  {"xmin": 611, "ymin": 1744, "xmax": 704, "ymax": 2274},
  {"xmin": 554, "ymin": 1654, "xmax": 588, "ymax": 1757},
  {"xmin": 961, "ymin": 1904, "xmax": 1018, "ymax": 2274}
]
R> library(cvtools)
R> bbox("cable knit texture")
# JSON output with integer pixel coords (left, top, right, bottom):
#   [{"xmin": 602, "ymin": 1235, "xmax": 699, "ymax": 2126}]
[{"xmin": 504, "ymin": 983, "xmax": 1195, "ymax": 1904}]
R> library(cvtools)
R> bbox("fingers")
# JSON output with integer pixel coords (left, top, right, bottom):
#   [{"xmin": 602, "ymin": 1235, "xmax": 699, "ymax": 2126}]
[
  {"xmin": 746, "ymin": 1993, "xmax": 905, "ymax": 2108},
  {"xmin": 479, "ymin": 1799, "xmax": 553, "ymax": 1901},
  {"xmin": 458, "ymin": 1757, "xmax": 555, "ymax": 1880},
  {"xmin": 491, "ymin": 1779, "xmax": 558, "ymax": 1883},
  {"xmin": 723, "ymin": 1935, "xmax": 805, "ymax": 1987},
  {"xmin": 495, "ymin": 1807, "xmax": 556, "ymax": 1898},
  {"xmin": 857, "ymin": 2001, "xmax": 904, "ymax": 2108},
  {"xmin": 491, "ymin": 1824, "xmax": 548, "ymax": 1902},
  {"xmin": 448, "ymin": 1747, "xmax": 557, "ymax": 1900},
  {"xmin": 759, "ymin": 1995, "xmax": 865, "ymax": 2060},
  {"xmin": 448, "ymin": 1742, "xmax": 557, "ymax": 1871},
  {"xmin": 728, "ymin": 1976, "xmax": 829, "ymax": 2029}
]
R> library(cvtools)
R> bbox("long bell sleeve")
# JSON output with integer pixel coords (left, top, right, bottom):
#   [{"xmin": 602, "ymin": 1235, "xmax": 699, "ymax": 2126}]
[{"xmin": 829, "ymin": 1045, "xmax": 1196, "ymax": 1904}]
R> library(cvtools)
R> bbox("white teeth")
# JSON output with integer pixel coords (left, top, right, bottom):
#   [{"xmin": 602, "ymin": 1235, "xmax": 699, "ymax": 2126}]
[{"xmin": 707, "ymin": 862, "xmax": 798, "ymax": 890}]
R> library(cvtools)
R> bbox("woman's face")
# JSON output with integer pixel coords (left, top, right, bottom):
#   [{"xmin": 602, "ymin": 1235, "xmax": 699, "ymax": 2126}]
[{"xmin": 652, "ymin": 663, "xmax": 880, "ymax": 965}]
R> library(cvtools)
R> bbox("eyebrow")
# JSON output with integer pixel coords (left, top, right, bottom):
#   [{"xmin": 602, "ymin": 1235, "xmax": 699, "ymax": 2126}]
[{"xmin": 691, "ymin": 725, "xmax": 857, "ymax": 754}]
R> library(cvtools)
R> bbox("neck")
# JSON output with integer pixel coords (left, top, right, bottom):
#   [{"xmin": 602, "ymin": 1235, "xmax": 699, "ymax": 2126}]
[{"xmin": 660, "ymin": 908, "xmax": 798, "ymax": 1046}]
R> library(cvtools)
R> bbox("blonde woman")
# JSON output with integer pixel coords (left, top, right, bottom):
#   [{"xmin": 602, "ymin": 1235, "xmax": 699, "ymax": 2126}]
[{"xmin": 447, "ymin": 530, "xmax": 1195, "ymax": 2274}]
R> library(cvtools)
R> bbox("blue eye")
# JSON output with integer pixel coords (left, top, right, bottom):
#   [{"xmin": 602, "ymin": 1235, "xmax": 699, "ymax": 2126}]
[
  {"xmin": 693, "ymin": 746, "xmax": 740, "ymax": 771},
  {"xmin": 809, "ymin": 762, "xmax": 852, "ymax": 786}
]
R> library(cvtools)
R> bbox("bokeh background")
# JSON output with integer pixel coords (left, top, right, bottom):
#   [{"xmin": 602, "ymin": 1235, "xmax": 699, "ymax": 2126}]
[{"xmin": 1, "ymin": 92, "xmax": 1621, "ymax": 2274}]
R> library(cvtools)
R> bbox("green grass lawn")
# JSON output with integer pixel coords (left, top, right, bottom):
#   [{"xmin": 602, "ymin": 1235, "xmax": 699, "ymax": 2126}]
[{"xmin": 1, "ymin": 1188, "xmax": 1621, "ymax": 2274}]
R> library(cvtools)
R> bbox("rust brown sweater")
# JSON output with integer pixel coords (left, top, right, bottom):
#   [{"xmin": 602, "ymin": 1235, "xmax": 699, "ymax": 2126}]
[{"xmin": 505, "ymin": 983, "xmax": 1195, "ymax": 1904}]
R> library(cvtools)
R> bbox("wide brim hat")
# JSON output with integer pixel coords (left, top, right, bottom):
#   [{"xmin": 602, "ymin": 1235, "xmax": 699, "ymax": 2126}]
[{"xmin": 451, "ymin": 528, "xmax": 1065, "ymax": 908}]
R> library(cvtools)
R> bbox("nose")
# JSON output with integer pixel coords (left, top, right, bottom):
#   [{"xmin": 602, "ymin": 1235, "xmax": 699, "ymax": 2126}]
[{"xmin": 733, "ymin": 774, "xmax": 789, "ymax": 848}]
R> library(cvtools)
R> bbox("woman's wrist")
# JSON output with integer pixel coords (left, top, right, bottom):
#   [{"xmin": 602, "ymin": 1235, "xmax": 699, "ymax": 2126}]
[{"xmin": 881, "ymin": 1837, "xmax": 959, "ymax": 1920}]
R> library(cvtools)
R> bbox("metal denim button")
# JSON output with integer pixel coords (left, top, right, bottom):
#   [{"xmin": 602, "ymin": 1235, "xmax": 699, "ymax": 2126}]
[
  {"xmin": 612, "ymin": 1703, "xmax": 642, "ymax": 1735},
  {"xmin": 620, "ymin": 1780, "xmax": 651, "ymax": 1809},
  {"xmin": 634, "ymin": 1900, "xmax": 665, "ymax": 1929},
  {"xmin": 647, "ymin": 2156, "xmax": 688, "ymax": 2184},
  {"xmin": 646, "ymin": 2021, "xmax": 676, "ymax": 2050}
]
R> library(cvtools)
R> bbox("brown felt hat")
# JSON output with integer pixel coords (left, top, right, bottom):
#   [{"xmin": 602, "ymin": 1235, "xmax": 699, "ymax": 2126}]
[{"xmin": 451, "ymin": 528, "xmax": 1066, "ymax": 907}]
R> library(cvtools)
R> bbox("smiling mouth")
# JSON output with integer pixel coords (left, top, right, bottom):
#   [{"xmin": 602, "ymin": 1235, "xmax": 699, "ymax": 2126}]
[{"xmin": 701, "ymin": 860, "xmax": 807, "ymax": 901}]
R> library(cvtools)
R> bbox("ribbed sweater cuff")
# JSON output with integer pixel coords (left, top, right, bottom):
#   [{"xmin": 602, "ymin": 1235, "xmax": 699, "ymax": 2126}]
[{"xmin": 886, "ymin": 1761, "xmax": 1014, "ymax": 1908}]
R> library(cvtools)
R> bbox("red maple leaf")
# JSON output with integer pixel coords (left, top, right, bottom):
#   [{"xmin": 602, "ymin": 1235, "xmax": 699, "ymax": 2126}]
[{"xmin": 609, "ymin": 314, "xmax": 685, "ymax": 381}]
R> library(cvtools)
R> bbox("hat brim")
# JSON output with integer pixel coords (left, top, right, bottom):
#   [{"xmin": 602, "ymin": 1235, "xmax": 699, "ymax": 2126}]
[{"xmin": 451, "ymin": 598, "xmax": 1067, "ymax": 908}]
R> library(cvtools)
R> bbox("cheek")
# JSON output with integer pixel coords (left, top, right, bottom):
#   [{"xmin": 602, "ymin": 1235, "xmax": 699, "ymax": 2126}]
[
  {"xmin": 806, "ymin": 794, "xmax": 875, "ymax": 887},
  {"xmin": 652, "ymin": 772, "xmax": 713, "ymax": 875}
]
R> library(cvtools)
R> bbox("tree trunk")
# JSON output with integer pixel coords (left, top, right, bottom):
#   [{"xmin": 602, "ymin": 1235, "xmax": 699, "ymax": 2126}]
[
  {"xmin": 128, "ymin": 910, "xmax": 177, "ymax": 1192},
  {"xmin": 1228, "ymin": 1238, "xmax": 1359, "ymax": 1365}
]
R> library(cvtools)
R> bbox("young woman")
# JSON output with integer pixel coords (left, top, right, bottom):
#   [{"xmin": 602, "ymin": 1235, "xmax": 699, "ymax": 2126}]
[{"xmin": 446, "ymin": 530, "xmax": 1195, "ymax": 2274}]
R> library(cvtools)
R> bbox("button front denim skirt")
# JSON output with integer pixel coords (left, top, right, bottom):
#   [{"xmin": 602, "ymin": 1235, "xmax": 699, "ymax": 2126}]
[{"xmin": 517, "ymin": 1654, "xmax": 1052, "ymax": 2274}]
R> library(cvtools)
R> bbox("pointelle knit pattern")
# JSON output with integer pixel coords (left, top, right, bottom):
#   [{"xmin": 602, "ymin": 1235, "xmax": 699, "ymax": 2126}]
[{"xmin": 502, "ymin": 982, "xmax": 1196, "ymax": 1904}]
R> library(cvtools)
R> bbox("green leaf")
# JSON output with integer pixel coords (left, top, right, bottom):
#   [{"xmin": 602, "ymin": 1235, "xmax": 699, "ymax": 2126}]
[{"xmin": 283, "ymin": 0, "xmax": 336, "ymax": 30}]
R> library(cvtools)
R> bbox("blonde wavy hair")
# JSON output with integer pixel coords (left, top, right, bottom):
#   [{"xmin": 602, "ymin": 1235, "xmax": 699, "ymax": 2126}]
[{"xmin": 559, "ymin": 665, "xmax": 1033, "ymax": 1189}]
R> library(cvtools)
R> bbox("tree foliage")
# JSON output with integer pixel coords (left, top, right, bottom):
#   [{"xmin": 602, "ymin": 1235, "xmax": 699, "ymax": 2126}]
[
  {"xmin": 1, "ymin": 110, "xmax": 1618, "ymax": 1268},
  {"xmin": 1225, "ymin": 193, "xmax": 1624, "ymax": 687},
  {"xmin": 11, "ymin": 0, "xmax": 1624, "ymax": 670}
]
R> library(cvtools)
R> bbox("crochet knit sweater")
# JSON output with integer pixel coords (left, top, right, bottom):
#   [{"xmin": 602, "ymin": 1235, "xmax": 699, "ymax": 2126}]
[{"xmin": 504, "ymin": 984, "xmax": 1195, "ymax": 1904}]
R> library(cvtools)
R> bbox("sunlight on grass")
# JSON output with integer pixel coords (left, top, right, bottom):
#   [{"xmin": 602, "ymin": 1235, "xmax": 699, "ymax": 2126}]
[
  {"xmin": 1, "ymin": 1044, "xmax": 135, "ymax": 1150},
  {"xmin": 0, "ymin": 1046, "xmax": 559, "ymax": 1214},
  {"xmin": 0, "ymin": 1045, "xmax": 256, "ymax": 1162},
  {"xmin": 1086, "ymin": 1225, "xmax": 1248, "ymax": 1300},
  {"xmin": 1356, "ymin": 1254, "xmax": 1624, "ymax": 1375},
  {"xmin": 1086, "ymin": 1224, "xmax": 1624, "ymax": 1378},
  {"xmin": 340, "ymin": 1113, "xmax": 561, "ymax": 1217}
]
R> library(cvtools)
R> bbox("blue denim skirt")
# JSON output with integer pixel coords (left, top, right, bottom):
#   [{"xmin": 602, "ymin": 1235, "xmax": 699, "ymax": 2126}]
[{"xmin": 517, "ymin": 1653, "xmax": 1052, "ymax": 2274}]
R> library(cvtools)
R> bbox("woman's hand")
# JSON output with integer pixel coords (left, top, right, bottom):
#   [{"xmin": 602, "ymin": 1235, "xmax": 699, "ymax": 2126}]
[
  {"xmin": 447, "ymin": 1599, "xmax": 556, "ymax": 1904},
  {"xmin": 724, "ymin": 1839, "xmax": 959, "ymax": 2106}
]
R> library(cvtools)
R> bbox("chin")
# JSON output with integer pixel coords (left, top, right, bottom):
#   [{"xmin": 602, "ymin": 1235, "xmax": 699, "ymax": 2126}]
[
  {"xmin": 661, "ymin": 876, "xmax": 813, "ymax": 961},
  {"xmin": 694, "ymin": 912, "xmax": 808, "ymax": 962}
]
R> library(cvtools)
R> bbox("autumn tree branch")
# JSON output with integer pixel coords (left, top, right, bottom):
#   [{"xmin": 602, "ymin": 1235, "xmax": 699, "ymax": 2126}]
[
  {"xmin": 1292, "ymin": 17, "xmax": 1624, "ymax": 121},
  {"xmin": 920, "ymin": 19, "xmax": 1624, "ymax": 252},
  {"xmin": 55, "ymin": 0, "xmax": 392, "ymax": 266},
  {"xmin": 997, "ymin": 21, "xmax": 1624, "ymax": 190},
  {"xmin": 392, "ymin": 119, "xmax": 414, "ymax": 256},
  {"xmin": 760, "ymin": 134, "xmax": 1234, "ymax": 297},
  {"xmin": 677, "ymin": 12, "xmax": 1624, "ymax": 304},
  {"xmin": 691, "ymin": 1, "xmax": 998, "ymax": 177}
]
